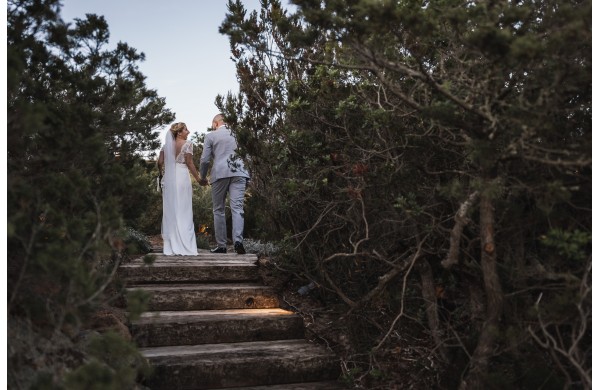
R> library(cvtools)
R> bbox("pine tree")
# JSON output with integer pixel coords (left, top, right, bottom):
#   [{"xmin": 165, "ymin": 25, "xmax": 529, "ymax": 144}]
[
  {"xmin": 8, "ymin": 0, "xmax": 174, "ymax": 387},
  {"xmin": 219, "ymin": 0, "xmax": 591, "ymax": 387}
]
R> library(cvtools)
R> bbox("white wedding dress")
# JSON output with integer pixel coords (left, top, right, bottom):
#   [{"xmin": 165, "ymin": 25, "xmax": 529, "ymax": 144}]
[{"xmin": 161, "ymin": 139, "xmax": 198, "ymax": 255}]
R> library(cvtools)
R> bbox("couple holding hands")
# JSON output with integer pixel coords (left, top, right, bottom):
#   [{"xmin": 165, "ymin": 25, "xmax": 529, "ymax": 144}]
[{"xmin": 157, "ymin": 114, "xmax": 249, "ymax": 256}]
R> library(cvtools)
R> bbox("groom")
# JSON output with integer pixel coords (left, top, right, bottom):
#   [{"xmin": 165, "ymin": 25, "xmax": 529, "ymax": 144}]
[{"xmin": 199, "ymin": 114, "xmax": 250, "ymax": 254}]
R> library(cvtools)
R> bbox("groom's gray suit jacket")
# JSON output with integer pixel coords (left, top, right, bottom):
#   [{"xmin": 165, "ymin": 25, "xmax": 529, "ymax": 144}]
[{"xmin": 199, "ymin": 125, "xmax": 250, "ymax": 184}]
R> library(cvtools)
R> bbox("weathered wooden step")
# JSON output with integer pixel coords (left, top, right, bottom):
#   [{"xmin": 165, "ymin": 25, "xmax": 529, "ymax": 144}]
[
  {"xmin": 140, "ymin": 339, "xmax": 340, "ymax": 390},
  {"xmin": 132, "ymin": 308, "xmax": 304, "ymax": 347},
  {"xmin": 119, "ymin": 253, "xmax": 259, "ymax": 284},
  {"xmin": 126, "ymin": 283, "xmax": 280, "ymax": 311}
]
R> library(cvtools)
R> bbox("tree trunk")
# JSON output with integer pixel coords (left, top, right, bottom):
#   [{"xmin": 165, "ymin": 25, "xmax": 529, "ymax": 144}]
[
  {"xmin": 467, "ymin": 279, "xmax": 486, "ymax": 325},
  {"xmin": 418, "ymin": 259, "xmax": 447, "ymax": 361},
  {"xmin": 460, "ymin": 190, "xmax": 504, "ymax": 390}
]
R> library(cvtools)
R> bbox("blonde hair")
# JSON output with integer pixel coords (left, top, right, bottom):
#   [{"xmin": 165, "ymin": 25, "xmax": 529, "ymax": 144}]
[{"xmin": 170, "ymin": 122, "xmax": 187, "ymax": 138}]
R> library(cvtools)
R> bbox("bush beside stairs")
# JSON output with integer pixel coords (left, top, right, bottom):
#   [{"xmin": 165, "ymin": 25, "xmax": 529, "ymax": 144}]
[{"xmin": 119, "ymin": 248, "xmax": 343, "ymax": 389}]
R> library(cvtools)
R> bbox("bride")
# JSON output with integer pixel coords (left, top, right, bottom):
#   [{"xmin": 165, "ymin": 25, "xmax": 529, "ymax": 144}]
[{"xmin": 157, "ymin": 122, "xmax": 202, "ymax": 255}]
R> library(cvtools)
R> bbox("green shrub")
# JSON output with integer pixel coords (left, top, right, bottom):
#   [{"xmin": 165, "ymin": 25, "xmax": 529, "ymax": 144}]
[
  {"xmin": 134, "ymin": 168, "xmax": 164, "ymax": 235},
  {"xmin": 64, "ymin": 332, "xmax": 151, "ymax": 390},
  {"xmin": 121, "ymin": 227, "xmax": 152, "ymax": 254},
  {"xmin": 196, "ymin": 232, "xmax": 210, "ymax": 250},
  {"xmin": 192, "ymin": 186, "xmax": 214, "ymax": 234},
  {"xmin": 125, "ymin": 289, "xmax": 151, "ymax": 322}
]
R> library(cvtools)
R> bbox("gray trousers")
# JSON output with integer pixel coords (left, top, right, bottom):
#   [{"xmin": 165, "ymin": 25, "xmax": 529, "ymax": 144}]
[{"xmin": 211, "ymin": 177, "xmax": 247, "ymax": 247}]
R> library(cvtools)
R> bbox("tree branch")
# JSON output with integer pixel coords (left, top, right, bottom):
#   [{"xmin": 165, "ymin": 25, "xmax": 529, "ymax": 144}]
[
  {"xmin": 371, "ymin": 237, "xmax": 425, "ymax": 351},
  {"xmin": 442, "ymin": 191, "xmax": 479, "ymax": 269}
]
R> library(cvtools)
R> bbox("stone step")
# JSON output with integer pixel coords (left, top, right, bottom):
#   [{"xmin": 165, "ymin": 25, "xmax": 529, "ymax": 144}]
[
  {"xmin": 119, "ymin": 252, "xmax": 259, "ymax": 284},
  {"xmin": 140, "ymin": 339, "xmax": 340, "ymax": 390},
  {"xmin": 126, "ymin": 283, "xmax": 280, "ymax": 311},
  {"xmin": 217, "ymin": 381, "xmax": 346, "ymax": 389},
  {"xmin": 132, "ymin": 308, "xmax": 304, "ymax": 347}
]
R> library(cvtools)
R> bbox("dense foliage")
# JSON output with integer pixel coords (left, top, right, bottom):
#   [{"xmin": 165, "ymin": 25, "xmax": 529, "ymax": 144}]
[
  {"xmin": 7, "ymin": 0, "xmax": 173, "ymax": 387},
  {"xmin": 218, "ymin": 0, "xmax": 591, "ymax": 388}
]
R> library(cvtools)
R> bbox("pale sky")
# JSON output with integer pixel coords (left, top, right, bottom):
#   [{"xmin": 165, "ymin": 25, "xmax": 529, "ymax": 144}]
[{"xmin": 59, "ymin": 0, "xmax": 266, "ymax": 151}]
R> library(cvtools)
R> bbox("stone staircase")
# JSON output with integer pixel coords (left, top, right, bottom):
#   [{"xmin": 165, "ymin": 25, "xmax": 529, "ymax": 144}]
[{"xmin": 119, "ymin": 250, "xmax": 343, "ymax": 389}]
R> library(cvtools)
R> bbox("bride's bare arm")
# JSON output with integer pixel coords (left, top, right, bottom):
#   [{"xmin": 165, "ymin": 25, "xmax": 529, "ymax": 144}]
[{"xmin": 185, "ymin": 153, "xmax": 202, "ymax": 183}]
